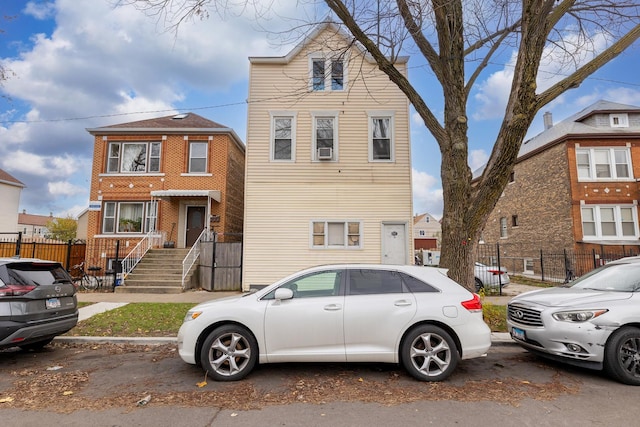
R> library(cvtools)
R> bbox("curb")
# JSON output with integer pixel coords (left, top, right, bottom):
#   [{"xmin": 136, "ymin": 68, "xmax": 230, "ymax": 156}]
[{"xmin": 56, "ymin": 334, "xmax": 514, "ymax": 346}]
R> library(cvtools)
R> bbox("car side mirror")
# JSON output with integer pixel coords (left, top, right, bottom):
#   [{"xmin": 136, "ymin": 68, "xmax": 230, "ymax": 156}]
[{"xmin": 274, "ymin": 288, "xmax": 294, "ymax": 301}]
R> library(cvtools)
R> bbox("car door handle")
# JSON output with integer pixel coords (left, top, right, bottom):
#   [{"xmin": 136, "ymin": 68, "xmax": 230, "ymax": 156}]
[
  {"xmin": 324, "ymin": 304, "xmax": 342, "ymax": 311},
  {"xmin": 394, "ymin": 300, "xmax": 413, "ymax": 307}
]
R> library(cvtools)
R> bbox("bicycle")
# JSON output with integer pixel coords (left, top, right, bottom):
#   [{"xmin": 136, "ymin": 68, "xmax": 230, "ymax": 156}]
[{"xmin": 70, "ymin": 261, "xmax": 100, "ymax": 291}]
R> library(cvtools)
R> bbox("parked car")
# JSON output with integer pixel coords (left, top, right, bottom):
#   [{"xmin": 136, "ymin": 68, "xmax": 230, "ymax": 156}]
[
  {"xmin": 474, "ymin": 262, "xmax": 510, "ymax": 291},
  {"xmin": 178, "ymin": 264, "xmax": 491, "ymax": 381},
  {"xmin": 507, "ymin": 255, "xmax": 640, "ymax": 385},
  {"xmin": 0, "ymin": 258, "xmax": 78, "ymax": 351}
]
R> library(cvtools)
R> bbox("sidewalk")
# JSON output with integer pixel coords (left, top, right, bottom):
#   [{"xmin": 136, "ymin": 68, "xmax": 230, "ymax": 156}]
[{"xmin": 60, "ymin": 286, "xmax": 532, "ymax": 346}]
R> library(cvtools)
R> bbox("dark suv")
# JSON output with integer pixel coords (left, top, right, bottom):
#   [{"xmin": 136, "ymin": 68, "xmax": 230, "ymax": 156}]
[{"xmin": 0, "ymin": 258, "xmax": 78, "ymax": 351}]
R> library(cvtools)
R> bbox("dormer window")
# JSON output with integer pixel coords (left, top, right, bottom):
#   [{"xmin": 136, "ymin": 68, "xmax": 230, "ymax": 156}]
[{"xmin": 610, "ymin": 113, "xmax": 629, "ymax": 128}]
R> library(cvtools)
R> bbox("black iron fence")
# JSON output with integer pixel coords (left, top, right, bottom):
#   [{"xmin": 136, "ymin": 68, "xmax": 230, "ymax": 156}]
[
  {"xmin": 0, "ymin": 232, "xmax": 127, "ymax": 291},
  {"xmin": 477, "ymin": 242, "xmax": 637, "ymax": 284}
]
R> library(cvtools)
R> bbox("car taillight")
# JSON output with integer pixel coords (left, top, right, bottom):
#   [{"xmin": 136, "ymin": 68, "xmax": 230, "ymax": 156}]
[
  {"xmin": 488, "ymin": 269, "xmax": 502, "ymax": 275},
  {"xmin": 461, "ymin": 294, "xmax": 483, "ymax": 312},
  {"xmin": 0, "ymin": 284, "xmax": 37, "ymax": 296}
]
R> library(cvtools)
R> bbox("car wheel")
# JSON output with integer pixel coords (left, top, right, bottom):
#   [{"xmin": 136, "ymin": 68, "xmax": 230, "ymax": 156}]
[
  {"xmin": 604, "ymin": 326, "xmax": 640, "ymax": 385},
  {"xmin": 200, "ymin": 325, "xmax": 258, "ymax": 381},
  {"xmin": 19, "ymin": 338, "xmax": 54, "ymax": 351},
  {"xmin": 475, "ymin": 278, "xmax": 483, "ymax": 292},
  {"xmin": 401, "ymin": 325, "xmax": 459, "ymax": 381}
]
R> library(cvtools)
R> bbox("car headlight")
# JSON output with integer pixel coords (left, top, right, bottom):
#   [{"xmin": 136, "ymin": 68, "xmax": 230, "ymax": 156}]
[
  {"xmin": 552, "ymin": 309, "xmax": 608, "ymax": 322},
  {"xmin": 184, "ymin": 310, "xmax": 203, "ymax": 322}
]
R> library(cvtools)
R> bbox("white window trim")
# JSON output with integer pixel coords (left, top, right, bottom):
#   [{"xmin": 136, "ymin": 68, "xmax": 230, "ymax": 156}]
[
  {"xmin": 102, "ymin": 201, "xmax": 156, "ymax": 235},
  {"xmin": 581, "ymin": 204, "xmax": 639, "ymax": 241},
  {"xmin": 576, "ymin": 146, "xmax": 634, "ymax": 182},
  {"xmin": 610, "ymin": 113, "xmax": 629, "ymax": 128},
  {"xmin": 106, "ymin": 141, "xmax": 162, "ymax": 174},
  {"xmin": 310, "ymin": 220, "xmax": 362, "ymax": 249},
  {"xmin": 188, "ymin": 141, "xmax": 209, "ymax": 173},
  {"xmin": 308, "ymin": 52, "xmax": 348, "ymax": 92},
  {"xmin": 367, "ymin": 111, "xmax": 395, "ymax": 162},
  {"xmin": 269, "ymin": 111, "xmax": 296, "ymax": 162},
  {"xmin": 311, "ymin": 111, "xmax": 339, "ymax": 162}
]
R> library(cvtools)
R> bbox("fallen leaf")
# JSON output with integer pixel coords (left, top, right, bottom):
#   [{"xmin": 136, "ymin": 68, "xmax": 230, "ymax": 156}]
[
  {"xmin": 62, "ymin": 391, "xmax": 74, "ymax": 396},
  {"xmin": 0, "ymin": 397, "xmax": 14, "ymax": 403},
  {"xmin": 196, "ymin": 381, "xmax": 207, "ymax": 388}
]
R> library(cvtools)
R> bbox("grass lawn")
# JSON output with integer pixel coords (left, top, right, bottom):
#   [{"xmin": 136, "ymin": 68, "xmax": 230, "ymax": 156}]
[
  {"xmin": 69, "ymin": 301, "xmax": 509, "ymax": 337},
  {"xmin": 68, "ymin": 303, "xmax": 197, "ymax": 337}
]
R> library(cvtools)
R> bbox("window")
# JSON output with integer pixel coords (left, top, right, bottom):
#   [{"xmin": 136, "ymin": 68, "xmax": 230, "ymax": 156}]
[
  {"xmin": 576, "ymin": 147, "xmax": 632, "ymax": 180},
  {"xmin": 106, "ymin": 142, "xmax": 161, "ymax": 173},
  {"xmin": 400, "ymin": 272, "xmax": 438, "ymax": 293},
  {"xmin": 512, "ymin": 215, "xmax": 519, "ymax": 227},
  {"xmin": 369, "ymin": 115, "xmax": 393, "ymax": 161},
  {"xmin": 312, "ymin": 221, "xmax": 361, "ymax": 248},
  {"xmin": 310, "ymin": 56, "xmax": 346, "ymax": 91},
  {"xmin": 581, "ymin": 205, "xmax": 638, "ymax": 240},
  {"xmin": 610, "ymin": 113, "xmax": 629, "ymax": 128},
  {"xmin": 271, "ymin": 115, "xmax": 295, "ymax": 161},
  {"xmin": 419, "ymin": 230, "xmax": 425, "ymax": 236},
  {"xmin": 331, "ymin": 60, "xmax": 343, "ymax": 90},
  {"xmin": 509, "ymin": 171, "xmax": 515, "ymax": 182},
  {"xmin": 102, "ymin": 201, "xmax": 157, "ymax": 234},
  {"xmin": 312, "ymin": 58, "xmax": 325, "ymax": 91},
  {"xmin": 313, "ymin": 114, "xmax": 338, "ymax": 160},
  {"xmin": 500, "ymin": 217, "xmax": 508, "ymax": 238},
  {"xmin": 263, "ymin": 270, "xmax": 342, "ymax": 300},
  {"xmin": 189, "ymin": 142, "xmax": 208, "ymax": 173},
  {"xmin": 349, "ymin": 269, "xmax": 403, "ymax": 295}
]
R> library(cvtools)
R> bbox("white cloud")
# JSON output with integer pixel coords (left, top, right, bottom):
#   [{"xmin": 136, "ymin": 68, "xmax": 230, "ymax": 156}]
[
  {"xmin": 468, "ymin": 149, "xmax": 489, "ymax": 172},
  {"xmin": 412, "ymin": 168, "xmax": 443, "ymax": 218},
  {"xmin": 48, "ymin": 181, "xmax": 88, "ymax": 197},
  {"xmin": 474, "ymin": 30, "xmax": 611, "ymax": 120}
]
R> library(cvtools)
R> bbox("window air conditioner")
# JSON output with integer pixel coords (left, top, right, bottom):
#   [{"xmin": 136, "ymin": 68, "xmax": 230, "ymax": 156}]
[{"xmin": 317, "ymin": 147, "xmax": 333, "ymax": 160}]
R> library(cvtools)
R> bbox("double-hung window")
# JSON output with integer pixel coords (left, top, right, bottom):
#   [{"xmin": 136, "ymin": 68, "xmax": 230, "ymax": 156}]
[
  {"xmin": 106, "ymin": 141, "xmax": 161, "ymax": 173},
  {"xmin": 312, "ymin": 221, "xmax": 361, "ymax": 249},
  {"xmin": 313, "ymin": 113, "xmax": 338, "ymax": 161},
  {"xmin": 189, "ymin": 142, "xmax": 208, "ymax": 173},
  {"xmin": 271, "ymin": 114, "xmax": 295, "ymax": 161},
  {"xmin": 310, "ymin": 55, "xmax": 346, "ymax": 92},
  {"xmin": 576, "ymin": 147, "xmax": 632, "ymax": 180},
  {"xmin": 581, "ymin": 205, "xmax": 638, "ymax": 240},
  {"xmin": 368, "ymin": 113, "xmax": 394, "ymax": 161},
  {"xmin": 102, "ymin": 201, "xmax": 158, "ymax": 234}
]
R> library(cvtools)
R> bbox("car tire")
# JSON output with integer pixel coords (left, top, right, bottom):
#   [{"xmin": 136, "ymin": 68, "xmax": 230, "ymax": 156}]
[
  {"xmin": 604, "ymin": 326, "xmax": 640, "ymax": 385},
  {"xmin": 401, "ymin": 325, "xmax": 459, "ymax": 381},
  {"xmin": 19, "ymin": 338, "xmax": 54, "ymax": 351},
  {"xmin": 474, "ymin": 278, "xmax": 483, "ymax": 292},
  {"xmin": 200, "ymin": 324, "xmax": 258, "ymax": 381}
]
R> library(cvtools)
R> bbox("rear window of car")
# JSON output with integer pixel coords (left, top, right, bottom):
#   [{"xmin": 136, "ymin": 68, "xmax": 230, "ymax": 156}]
[
  {"xmin": 0, "ymin": 262, "xmax": 70, "ymax": 287},
  {"xmin": 400, "ymin": 273, "xmax": 439, "ymax": 293}
]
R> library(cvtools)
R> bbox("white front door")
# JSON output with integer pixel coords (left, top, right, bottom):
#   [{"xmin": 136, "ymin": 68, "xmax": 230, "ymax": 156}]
[{"xmin": 382, "ymin": 223, "xmax": 407, "ymax": 264}]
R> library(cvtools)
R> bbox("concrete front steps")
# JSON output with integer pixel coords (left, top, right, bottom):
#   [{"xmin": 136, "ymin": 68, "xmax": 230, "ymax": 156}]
[{"xmin": 115, "ymin": 248, "xmax": 194, "ymax": 294}]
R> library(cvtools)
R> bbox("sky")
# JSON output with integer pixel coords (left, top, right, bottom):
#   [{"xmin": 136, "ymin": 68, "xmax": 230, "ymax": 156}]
[{"xmin": 1, "ymin": 1, "xmax": 640, "ymax": 220}]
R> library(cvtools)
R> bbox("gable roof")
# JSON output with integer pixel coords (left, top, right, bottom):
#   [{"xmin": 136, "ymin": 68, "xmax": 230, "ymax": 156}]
[
  {"xmin": 249, "ymin": 20, "xmax": 409, "ymax": 65},
  {"xmin": 0, "ymin": 168, "xmax": 25, "ymax": 188},
  {"xmin": 473, "ymin": 100, "xmax": 640, "ymax": 178},
  {"xmin": 18, "ymin": 212, "xmax": 55, "ymax": 227}
]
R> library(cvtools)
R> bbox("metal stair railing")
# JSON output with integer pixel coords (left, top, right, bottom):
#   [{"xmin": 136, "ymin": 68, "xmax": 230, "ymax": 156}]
[
  {"xmin": 182, "ymin": 229, "xmax": 209, "ymax": 289},
  {"xmin": 121, "ymin": 231, "xmax": 163, "ymax": 281}
]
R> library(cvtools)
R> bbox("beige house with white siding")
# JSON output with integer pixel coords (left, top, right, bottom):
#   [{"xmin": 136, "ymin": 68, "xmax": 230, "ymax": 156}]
[{"xmin": 243, "ymin": 21, "xmax": 413, "ymax": 289}]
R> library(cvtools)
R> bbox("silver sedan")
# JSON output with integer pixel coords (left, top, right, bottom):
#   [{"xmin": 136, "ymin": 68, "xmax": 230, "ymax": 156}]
[{"xmin": 507, "ymin": 256, "xmax": 640, "ymax": 385}]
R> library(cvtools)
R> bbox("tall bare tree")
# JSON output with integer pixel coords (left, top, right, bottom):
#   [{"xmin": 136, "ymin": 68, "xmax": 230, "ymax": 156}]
[{"xmin": 119, "ymin": 0, "xmax": 640, "ymax": 290}]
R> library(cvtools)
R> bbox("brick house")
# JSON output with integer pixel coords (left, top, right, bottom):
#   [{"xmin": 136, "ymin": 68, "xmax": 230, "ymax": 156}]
[
  {"xmin": 479, "ymin": 100, "xmax": 640, "ymax": 275},
  {"xmin": 243, "ymin": 21, "xmax": 413, "ymax": 289},
  {"xmin": 85, "ymin": 113, "xmax": 245, "ymax": 270}
]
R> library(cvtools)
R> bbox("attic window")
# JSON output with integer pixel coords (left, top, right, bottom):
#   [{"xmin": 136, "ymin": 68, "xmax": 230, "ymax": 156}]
[
  {"xmin": 173, "ymin": 113, "xmax": 189, "ymax": 120},
  {"xmin": 610, "ymin": 113, "xmax": 628, "ymax": 128}
]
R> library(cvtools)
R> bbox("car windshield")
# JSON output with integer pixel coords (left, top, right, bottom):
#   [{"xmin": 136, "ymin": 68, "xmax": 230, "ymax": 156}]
[
  {"xmin": 571, "ymin": 262, "xmax": 640, "ymax": 292},
  {"xmin": 3, "ymin": 262, "xmax": 69, "ymax": 287}
]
